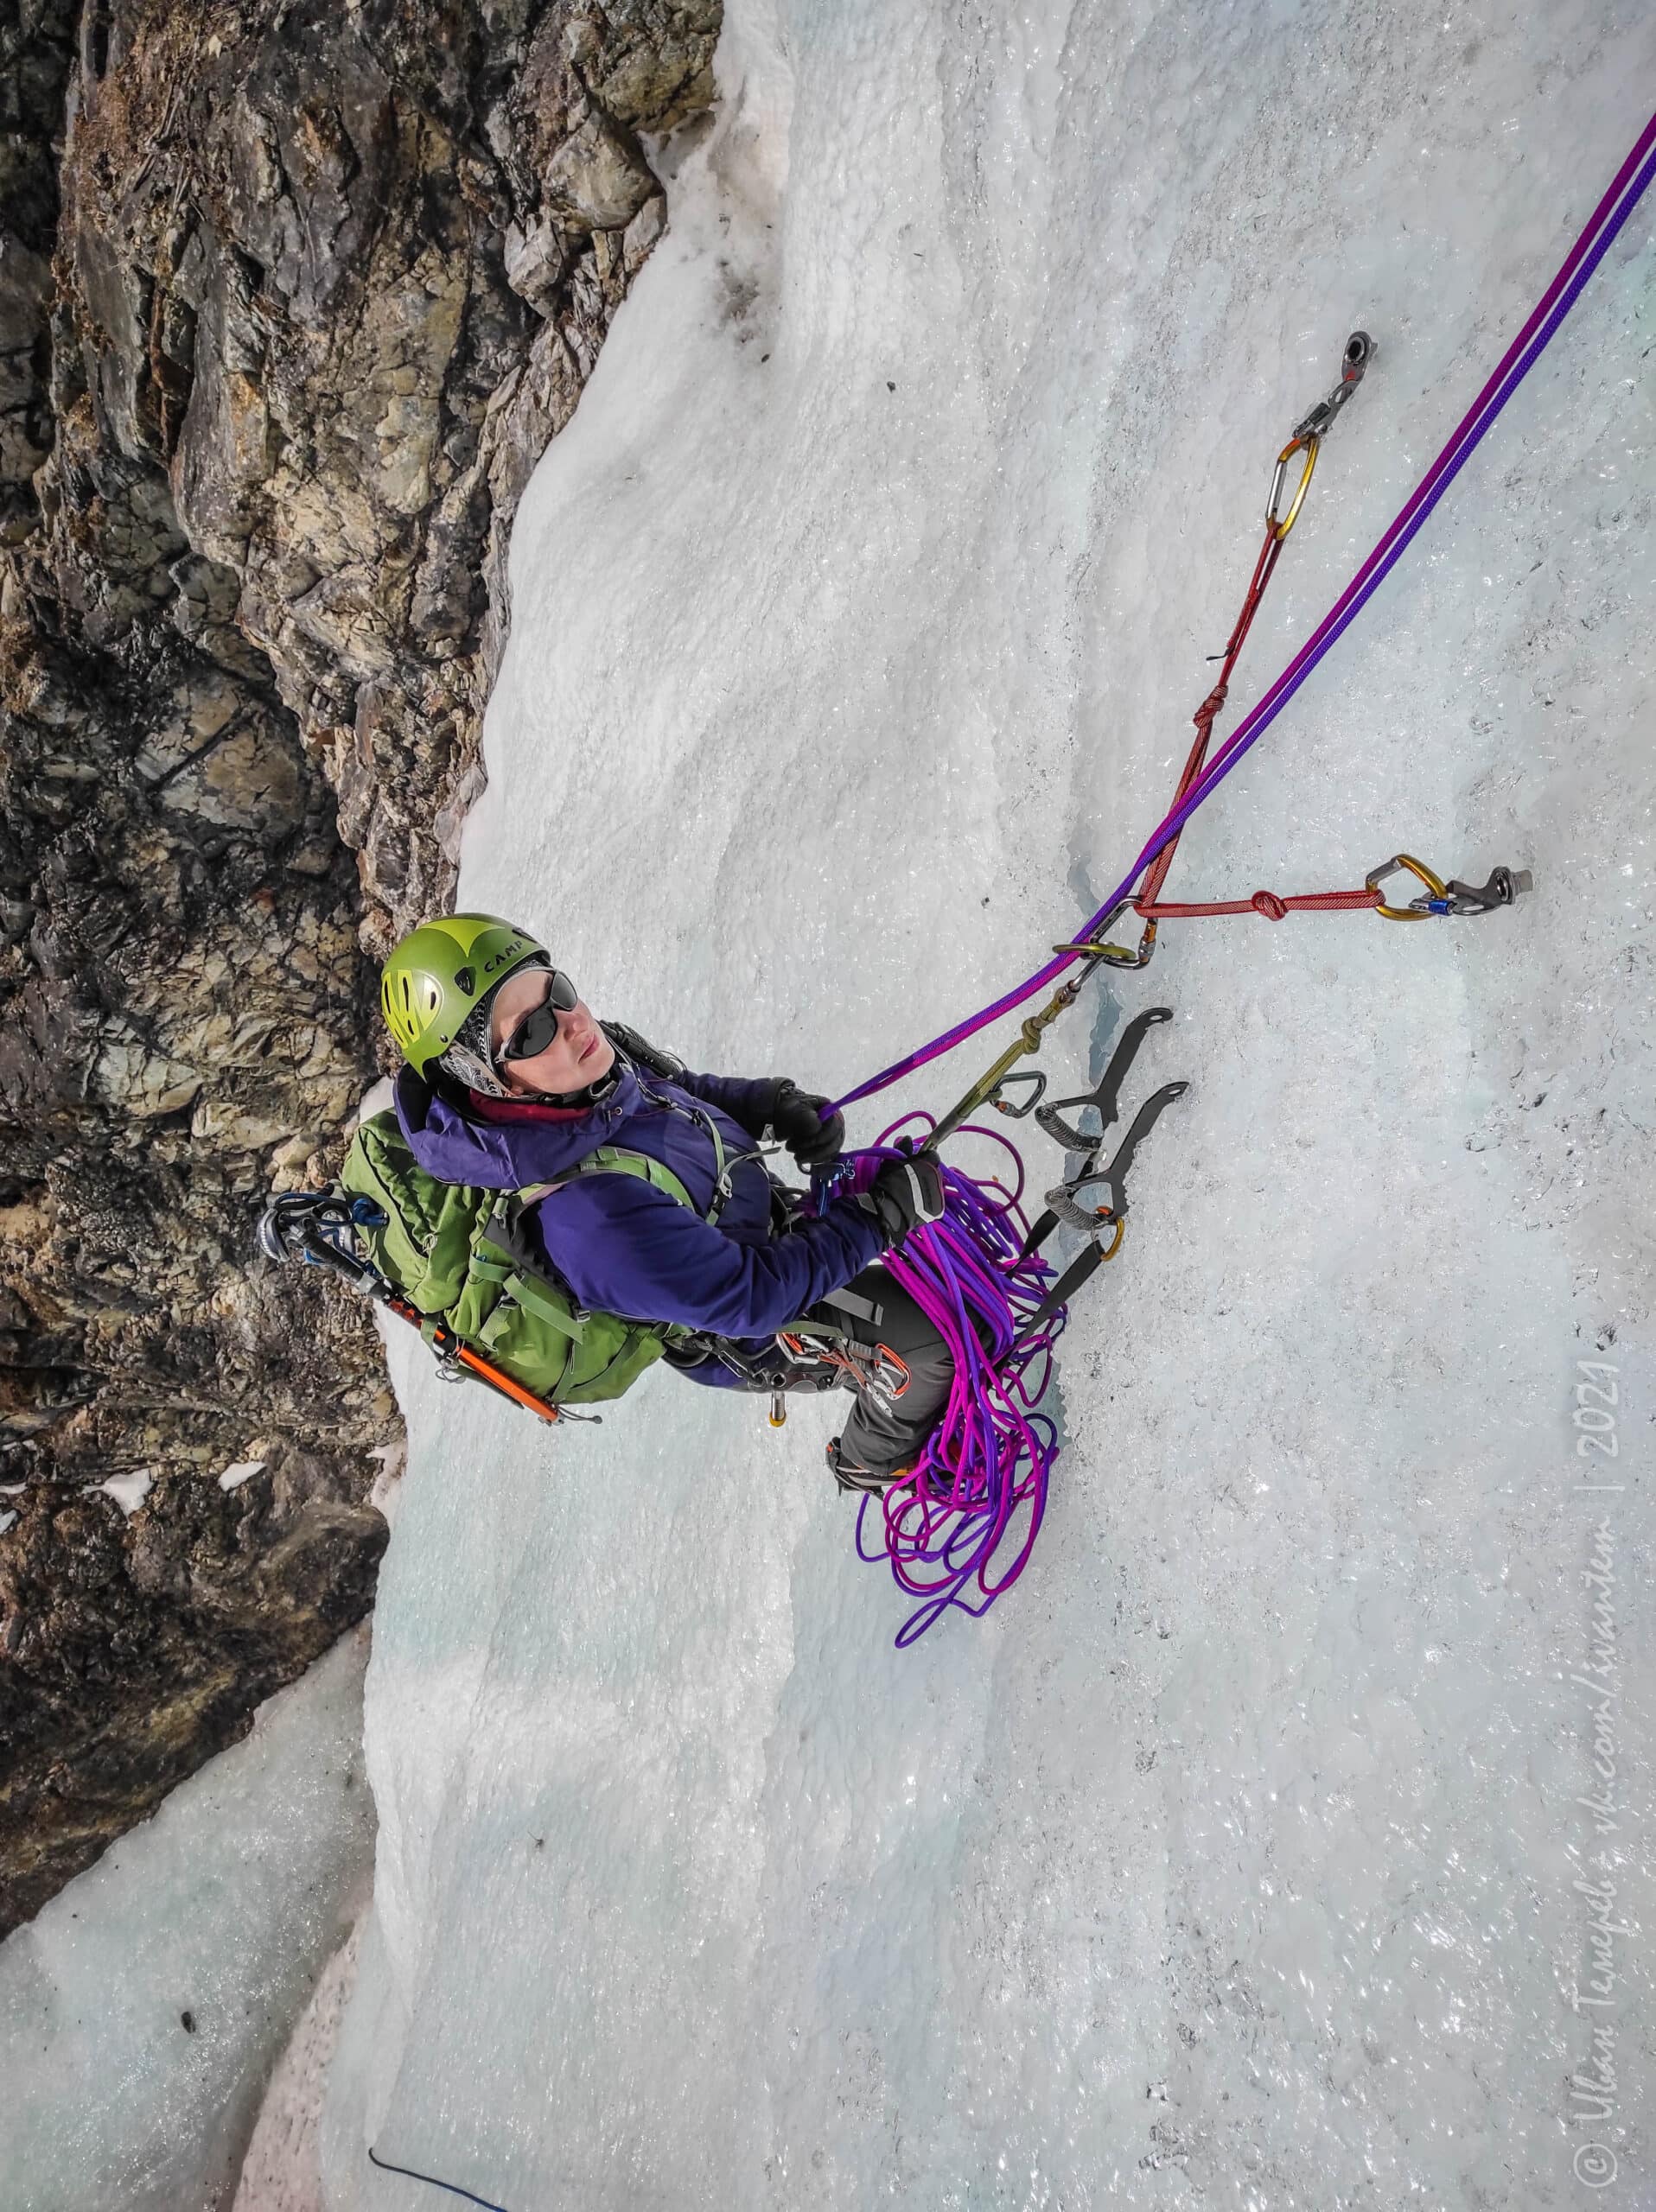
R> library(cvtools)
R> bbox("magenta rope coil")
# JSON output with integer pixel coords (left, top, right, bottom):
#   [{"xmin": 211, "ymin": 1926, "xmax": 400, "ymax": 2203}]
[
  {"xmin": 839, "ymin": 1118, "xmax": 1068, "ymax": 1647},
  {"xmin": 823, "ymin": 108, "xmax": 1656, "ymax": 1647}
]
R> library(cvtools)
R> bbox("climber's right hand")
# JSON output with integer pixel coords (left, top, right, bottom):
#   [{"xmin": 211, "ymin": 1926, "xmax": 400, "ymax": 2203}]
[{"xmin": 857, "ymin": 1151, "xmax": 947, "ymax": 1247}]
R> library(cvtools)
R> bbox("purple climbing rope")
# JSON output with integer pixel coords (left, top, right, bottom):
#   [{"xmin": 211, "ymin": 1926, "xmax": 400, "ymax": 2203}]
[
  {"xmin": 831, "ymin": 108, "xmax": 1655, "ymax": 1643},
  {"xmin": 830, "ymin": 105, "xmax": 1656, "ymax": 1118},
  {"xmin": 839, "ymin": 1117, "xmax": 1067, "ymax": 1646}
]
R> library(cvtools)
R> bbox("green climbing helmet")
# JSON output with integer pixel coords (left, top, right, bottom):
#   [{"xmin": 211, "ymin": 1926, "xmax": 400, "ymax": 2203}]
[{"xmin": 380, "ymin": 913, "xmax": 549, "ymax": 1077}]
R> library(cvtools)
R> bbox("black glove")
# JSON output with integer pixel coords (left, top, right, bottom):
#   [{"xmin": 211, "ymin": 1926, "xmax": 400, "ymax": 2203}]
[
  {"xmin": 764, "ymin": 1078, "xmax": 845, "ymax": 1170},
  {"xmin": 857, "ymin": 1151, "xmax": 946, "ymax": 1246}
]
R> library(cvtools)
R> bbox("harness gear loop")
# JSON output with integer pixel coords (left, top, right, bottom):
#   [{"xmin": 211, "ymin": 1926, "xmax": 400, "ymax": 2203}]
[
  {"xmin": 1366, "ymin": 851, "xmax": 1449, "ymax": 919},
  {"xmin": 776, "ymin": 1329, "xmax": 911, "ymax": 1408}
]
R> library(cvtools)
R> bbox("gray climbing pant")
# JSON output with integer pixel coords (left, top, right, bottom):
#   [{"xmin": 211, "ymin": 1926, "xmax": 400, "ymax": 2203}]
[{"xmin": 789, "ymin": 1263, "xmax": 956, "ymax": 1480}]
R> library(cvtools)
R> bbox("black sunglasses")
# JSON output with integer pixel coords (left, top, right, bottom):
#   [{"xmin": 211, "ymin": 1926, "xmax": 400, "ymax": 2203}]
[{"xmin": 497, "ymin": 969, "xmax": 580, "ymax": 1063}]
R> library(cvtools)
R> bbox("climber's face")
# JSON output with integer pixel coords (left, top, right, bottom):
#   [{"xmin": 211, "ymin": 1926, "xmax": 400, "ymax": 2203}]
[{"xmin": 490, "ymin": 969, "xmax": 615, "ymax": 1096}]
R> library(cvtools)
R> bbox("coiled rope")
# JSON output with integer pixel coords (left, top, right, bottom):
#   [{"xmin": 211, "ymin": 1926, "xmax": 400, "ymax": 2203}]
[
  {"xmin": 833, "ymin": 106, "xmax": 1656, "ymax": 1641},
  {"xmin": 831, "ymin": 1119, "xmax": 1065, "ymax": 1646}
]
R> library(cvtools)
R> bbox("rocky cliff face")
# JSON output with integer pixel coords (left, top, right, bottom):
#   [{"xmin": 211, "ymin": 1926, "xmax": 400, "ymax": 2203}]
[{"xmin": 0, "ymin": 0, "xmax": 719, "ymax": 1934}]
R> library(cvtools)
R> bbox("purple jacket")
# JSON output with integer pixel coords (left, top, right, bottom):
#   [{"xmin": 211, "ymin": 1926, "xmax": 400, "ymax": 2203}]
[{"xmin": 393, "ymin": 1056, "xmax": 883, "ymax": 1380}]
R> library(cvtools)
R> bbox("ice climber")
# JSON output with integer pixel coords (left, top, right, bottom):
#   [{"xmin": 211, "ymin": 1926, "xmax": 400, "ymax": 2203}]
[{"xmin": 379, "ymin": 913, "xmax": 954, "ymax": 1489}]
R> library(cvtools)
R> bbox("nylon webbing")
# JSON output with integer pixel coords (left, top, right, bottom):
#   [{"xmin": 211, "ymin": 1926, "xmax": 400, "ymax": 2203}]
[{"xmin": 829, "ymin": 106, "xmax": 1656, "ymax": 1116}]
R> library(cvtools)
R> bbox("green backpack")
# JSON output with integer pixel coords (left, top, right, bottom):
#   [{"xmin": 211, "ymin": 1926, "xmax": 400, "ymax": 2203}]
[{"xmin": 339, "ymin": 1109, "xmax": 701, "ymax": 1408}]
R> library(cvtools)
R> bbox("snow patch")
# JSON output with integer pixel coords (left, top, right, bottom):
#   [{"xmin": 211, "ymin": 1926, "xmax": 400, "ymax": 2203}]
[
  {"xmin": 218, "ymin": 1459, "xmax": 267, "ymax": 1493},
  {"xmin": 354, "ymin": 1077, "xmax": 395, "ymax": 1124},
  {"xmin": 89, "ymin": 1467, "xmax": 153, "ymax": 1516},
  {"xmin": 367, "ymin": 1442, "xmax": 405, "ymax": 1528}
]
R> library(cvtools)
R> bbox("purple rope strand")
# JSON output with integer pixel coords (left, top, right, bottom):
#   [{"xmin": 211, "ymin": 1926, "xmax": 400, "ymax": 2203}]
[
  {"xmin": 830, "ymin": 108, "xmax": 1656, "ymax": 1117},
  {"xmin": 836, "ymin": 109, "xmax": 1655, "ymax": 1645},
  {"xmin": 850, "ymin": 1117, "xmax": 1067, "ymax": 1646}
]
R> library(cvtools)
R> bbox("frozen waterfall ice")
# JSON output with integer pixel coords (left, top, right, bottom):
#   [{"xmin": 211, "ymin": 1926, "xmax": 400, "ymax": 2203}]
[{"xmin": 321, "ymin": 3, "xmax": 1656, "ymax": 2207}]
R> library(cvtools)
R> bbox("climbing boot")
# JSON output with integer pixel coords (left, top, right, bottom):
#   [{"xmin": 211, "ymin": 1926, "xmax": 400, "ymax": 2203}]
[{"xmin": 825, "ymin": 1438, "xmax": 915, "ymax": 1496}]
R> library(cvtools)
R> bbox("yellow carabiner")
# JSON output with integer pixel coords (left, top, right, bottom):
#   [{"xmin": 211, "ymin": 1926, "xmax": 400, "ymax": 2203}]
[
  {"xmin": 1052, "ymin": 920, "xmax": 1157, "ymax": 970},
  {"xmin": 1266, "ymin": 432, "xmax": 1320, "ymax": 541},
  {"xmin": 1366, "ymin": 852, "xmax": 1449, "ymax": 921}
]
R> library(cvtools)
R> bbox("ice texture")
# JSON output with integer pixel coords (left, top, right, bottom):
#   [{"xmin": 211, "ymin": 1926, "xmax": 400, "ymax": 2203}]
[
  {"xmin": 233, "ymin": 1918, "xmax": 367, "ymax": 2212},
  {"xmin": 324, "ymin": 3, "xmax": 1655, "ymax": 2206},
  {"xmin": 0, "ymin": 1629, "xmax": 374, "ymax": 2210}
]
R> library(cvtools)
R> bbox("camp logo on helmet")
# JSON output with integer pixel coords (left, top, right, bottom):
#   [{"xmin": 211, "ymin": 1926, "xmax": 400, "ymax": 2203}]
[{"xmin": 482, "ymin": 943, "xmax": 524, "ymax": 977}]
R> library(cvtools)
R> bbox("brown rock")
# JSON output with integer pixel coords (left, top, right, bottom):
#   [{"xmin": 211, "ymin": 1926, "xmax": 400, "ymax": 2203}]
[{"xmin": 0, "ymin": 0, "xmax": 722, "ymax": 1933}]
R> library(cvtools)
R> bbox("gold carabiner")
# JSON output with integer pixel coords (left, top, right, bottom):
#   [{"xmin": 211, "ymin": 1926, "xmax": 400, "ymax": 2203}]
[
  {"xmin": 1052, "ymin": 918, "xmax": 1157, "ymax": 970},
  {"xmin": 1365, "ymin": 852, "xmax": 1449, "ymax": 921},
  {"xmin": 1266, "ymin": 432, "xmax": 1320, "ymax": 541}
]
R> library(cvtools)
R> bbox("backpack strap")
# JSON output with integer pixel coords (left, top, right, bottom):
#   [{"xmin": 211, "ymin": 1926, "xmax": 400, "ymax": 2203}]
[
  {"xmin": 469, "ymin": 1230, "xmax": 589, "ymax": 1343},
  {"xmin": 629, "ymin": 1078, "xmax": 766, "ymax": 1228},
  {"xmin": 470, "ymin": 1145, "xmax": 711, "ymax": 1350},
  {"xmin": 560, "ymin": 1145, "xmax": 704, "ymax": 1217}
]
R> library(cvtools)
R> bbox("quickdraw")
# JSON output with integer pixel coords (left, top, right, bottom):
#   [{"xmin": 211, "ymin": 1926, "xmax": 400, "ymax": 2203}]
[
  {"xmin": 905, "ymin": 321, "xmax": 1538, "ymax": 1184},
  {"xmin": 841, "ymin": 153, "xmax": 1656, "ymax": 1639},
  {"xmin": 1095, "ymin": 329, "xmax": 1529, "ymax": 965},
  {"xmin": 838, "ymin": 106, "xmax": 1656, "ymax": 1141}
]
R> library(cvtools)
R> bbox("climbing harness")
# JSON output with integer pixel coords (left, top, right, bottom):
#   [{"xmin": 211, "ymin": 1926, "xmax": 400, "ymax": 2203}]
[
  {"xmin": 831, "ymin": 105, "xmax": 1656, "ymax": 1644},
  {"xmin": 776, "ymin": 1328, "xmax": 912, "ymax": 1410}
]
